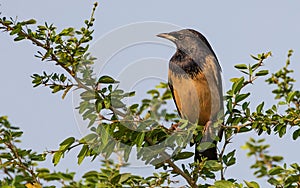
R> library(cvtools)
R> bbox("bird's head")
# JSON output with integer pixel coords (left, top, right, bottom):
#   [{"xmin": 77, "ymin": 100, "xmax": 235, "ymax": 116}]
[{"xmin": 157, "ymin": 29, "xmax": 215, "ymax": 58}]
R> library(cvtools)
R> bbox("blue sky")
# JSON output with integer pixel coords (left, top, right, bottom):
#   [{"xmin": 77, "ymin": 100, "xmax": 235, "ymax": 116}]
[{"xmin": 1, "ymin": 1, "xmax": 300, "ymax": 187}]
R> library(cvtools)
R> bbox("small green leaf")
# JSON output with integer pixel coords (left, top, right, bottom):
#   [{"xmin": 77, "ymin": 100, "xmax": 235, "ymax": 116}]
[
  {"xmin": 211, "ymin": 180, "xmax": 235, "ymax": 188},
  {"xmin": 173, "ymin": 152, "xmax": 194, "ymax": 161},
  {"xmin": 53, "ymin": 151, "xmax": 63, "ymax": 166},
  {"xmin": 272, "ymin": 156, "xmax": 283, "ymax": 162},
  {"xmin": 111, "ymin": 98, "xmax": 125, "ymax": 108},
  {"xmin": 136, "ymin": 132, "xmax": 145, "ymax": 148},
  {"xmin": 124, "ymin": 146, "xmax": 132, "ymax": 162},
  {"xmin": 227, "ymin": 98, "xmax": 233, "ymax": 112},
  {"xmin": 24, "ymin": 19, "xmax": 37, "ymax": 25},
  {"xmin": 234, "ymin": 64, "xmax": 248, "ymax": 70},
  {"xmin": 256, "ymin": 102, "xmax": 264, "ymax": 114},
  {"xmin": 235, "ymin": 93, "xmax": 250, "ymax": 103},
  {"xmin": 80, "ymin": 90, "xmax": 96, "ymax": 100},
  {"xmin": 287, "ymin": 91, "xmax": 297, "ymax": 103},
  {"xmin": 111, "ymin": 174, "xmax": 121, "ymax": 184},
  {"xmin": 97, "ymin": 75, "xmax": 119, "ymax": 84},
  {"xmin": 104, "ymin": 97, "xmax": 111, "ymax": 109},
  {"xmin": 267, "ymin": 177, "xmax": 280, "ymax": 185},
  {"xmin": 119, "ymin": 173, "xmax": 131, "ymax": 183},
  {"xmin": 232, "ymin": 77, "xmax": 244, "ymax": 94},
  {"xmin": 77, "ymin": 145, "xmax": 89, "ymax": 165},
  {"xmin": 268, "ymin": 166, "xmax": 284, "ymax": 175},
  {"xmin": 255, "ymin": 70, "xmax": 269, "ymax": 76},
  {"xmin": 14, "ymin": 35, "xmax": 26, "ymax": 41},
  {"xmin": 204, "ymin": 160, "xmax": 223, "ymax": 171},
  {"xmin": 292, "ymin": 128, "xmax": 300, "ymax": 140},
  {"xmin": 59, "ymin": 137, "xmax": 75, "ymax": 151},
  {"xmin": 230, "ymin": 78, "xmax": 240, "ymax": 83},
  {"xmin": 250, "ymin": 54, "xmax": 260, "ymax": 60},
  {"xmin": 244, "ymin": 181, "xmax": 260, "ymax": 188},
  {"xmin": 36, "ymin": 168, "xmax": 50, "ymax": 173},
  {"xmin": 103, "ymin": 140, "xmax": 115, "ymax": 159},
  {"xmin": 52, "ymin": 85, "xmax": 63, "ymax": 93},
  {"xmin": 80, "ymin": 133, "xmax": 98, "ymax": 143}
]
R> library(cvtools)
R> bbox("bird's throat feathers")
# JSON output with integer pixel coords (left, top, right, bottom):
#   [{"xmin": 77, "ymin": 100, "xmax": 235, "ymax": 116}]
[{"xmin": 169, "ymin": 49, "xmax": 202, "ymax": 78}]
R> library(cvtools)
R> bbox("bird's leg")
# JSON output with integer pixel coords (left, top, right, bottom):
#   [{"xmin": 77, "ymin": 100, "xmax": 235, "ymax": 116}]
[
  {"xmin": 202, "ymin": 120, "xmax": 215, "ymax": 143},
  {"xmin": 203, "ymin": 120, "xmax": 212, "ymax": 134},
  {"xmin": 169, "ymin": 122, "xmax": 182, "ymax": 131}
]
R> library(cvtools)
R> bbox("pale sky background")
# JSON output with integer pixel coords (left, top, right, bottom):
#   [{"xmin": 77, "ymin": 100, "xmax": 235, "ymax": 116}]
[{"xmin": 1, "ymin": 1, "xmax": 300, "ymax": 187}]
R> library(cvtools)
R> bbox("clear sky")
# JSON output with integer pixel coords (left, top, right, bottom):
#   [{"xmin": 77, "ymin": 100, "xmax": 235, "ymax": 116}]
[{"xmin": 1, "ymin": 1, "xmax": 300, "ymax": 187}]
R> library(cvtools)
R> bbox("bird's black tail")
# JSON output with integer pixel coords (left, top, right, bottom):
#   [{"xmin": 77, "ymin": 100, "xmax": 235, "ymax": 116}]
[
  {"xmin": 194, "ymin": 122, "xmax": 223, "ymax": 162},
  {"xmin": 194, "ymin": 141, "xmax": 217, "ymax": 161}
]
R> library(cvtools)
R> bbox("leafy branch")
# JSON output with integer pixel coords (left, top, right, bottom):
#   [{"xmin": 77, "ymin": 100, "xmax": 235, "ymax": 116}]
[{"xmin": 1, "ymin": 2, "xmax": 299, "ymax": 187}]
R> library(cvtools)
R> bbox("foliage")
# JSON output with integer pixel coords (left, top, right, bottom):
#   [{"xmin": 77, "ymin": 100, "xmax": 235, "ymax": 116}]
[{"xmin": 0, "ymin": 3, "xmax": 299, "ymax": 188}]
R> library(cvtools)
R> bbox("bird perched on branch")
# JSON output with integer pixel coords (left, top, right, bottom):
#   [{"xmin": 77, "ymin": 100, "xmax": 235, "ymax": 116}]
[{"xmin": 157, "ymin": 29, "xmax": 223, "ymax": 161}]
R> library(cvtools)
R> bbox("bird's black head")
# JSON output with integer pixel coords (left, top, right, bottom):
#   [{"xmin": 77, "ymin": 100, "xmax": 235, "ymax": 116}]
[{"xmin": 157, "ymin": 29, "xmax": 217, "ymax": 60}]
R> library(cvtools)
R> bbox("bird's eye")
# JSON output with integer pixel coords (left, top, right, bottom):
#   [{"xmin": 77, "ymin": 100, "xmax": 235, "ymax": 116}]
[{"xmin": 178, "ymin": 34, "xmax": 185, "ymax": 40}]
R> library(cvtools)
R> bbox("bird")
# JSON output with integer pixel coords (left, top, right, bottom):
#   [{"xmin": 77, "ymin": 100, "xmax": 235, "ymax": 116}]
[{"xmin": 157, "ymin": 29, "xmax": 223, "ymax": 161}]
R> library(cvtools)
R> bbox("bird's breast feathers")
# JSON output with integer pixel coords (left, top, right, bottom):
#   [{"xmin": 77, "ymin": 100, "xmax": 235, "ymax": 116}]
[{"xmin": 168, "ymin": 54, "xmax": 222, "ymax": 125}]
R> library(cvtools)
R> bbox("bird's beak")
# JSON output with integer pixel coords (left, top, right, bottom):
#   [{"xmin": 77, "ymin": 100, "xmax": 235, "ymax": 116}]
[{"xmin": 157, "ymin": 33, "xmax": 177, "ymax": 42}]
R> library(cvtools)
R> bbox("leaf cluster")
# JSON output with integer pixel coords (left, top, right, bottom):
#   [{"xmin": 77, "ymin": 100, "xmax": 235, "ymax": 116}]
[{"xmin": 1, "ymin": 3, "xmax": 300, "ymax": 188}]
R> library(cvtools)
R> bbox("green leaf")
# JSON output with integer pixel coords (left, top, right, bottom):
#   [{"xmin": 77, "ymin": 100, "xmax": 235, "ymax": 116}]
[
  {"xmin": 204, "ymin": 160, "xmax": 223, "ymax": 171},
  {"xmin": 230, "ymin": 78, "xmax": 240, "ymax": 83},
  {"xmin": 59, "ymin": 137, "xmax": 75, "ymax": 151},
  {"xmin": 285, "ymin": 175, "xmax": 300, "ymax": 185},
  {"xmin": 267, "ymin": 177, "xmax": 280, "ymax": 185},
  {"xmin": 80, "ymin": 90, "xmax": 96, "ymax": 100},
  {"xmin": 97, "ymin": 75, "xmax": 119, "ymax": 84},
  {"xmin": 227, "ymin": 98, "xmax": 233, "ymax": 112},
  {"xmin": 292, "ymin": 128, "xmax": 300, "ymax": 140},
  {"xmin": 223, "ymin": 150, "xmax": 236, "ymax": 166},
  {"xmin": 111, "ymin": 174, "xmax": 121, "ymax": 184},
  {"xmin": 287, "ymin": 91, "xmax": 297, "ymax": 103},
  {"xmin": 124, "ymin": 146, "xmax": 132, "ymax": 162},
  {"xmin": 77, "ymin": 145, "xmax": 89, "ymax": 165},
  {"xmin": 82, "ymin": 170, "xmax": 99, "ymax": 178},
  {"xmin": 211, "ymin": 180, "xmax": 235, "ymax": 188},
  {"xmin": 251, "ymin": 63, "xmax": 260, "ymax": 70},
  {"xmin": 59, "ymin": 27, "xmax": 74, "ymax": 36},
  {"xmin": 14, "ymin": 35, "xmax": 26, "ymax": 41},
  {"xmin": 36, "ymin": 168, "xmax": 50, "ymax": 174},
  {"xmin": 104, "ymin": 97, "xmax": 111, "ymax": 109},
  {"xmin": 234, "ymin": 64, "xmax": 248, "ymax": 70},
  {"xmin": 53, "ymin": 151, "xmax": 63, "ymax": 166},
  {"xmin": 256, "ymin": 102, "xmax": 264, "ymax": 114},
  {"xmin": 95, "ymin": 99, "xmax": 103, "ymax": 113},
  {"xmin": 232, "ymin": 77, "xmax": 244, "ymax": 94},
  {"xmin": 24, "ymin": 19, "xmax": 37, "ymax": 25},
  {"xmin": 173, "ymin": 152, "xmax": 194, "ymax": 161},
  {"xmin": 119, "ymin": 173, "xmax": 131, "ymax": 183},
  {"xmin": 272, "ymin": 156, "xmax": 283, "ymax": 162},
  {"xmin": 250, "ymin": 54, "xmax": 260, "ymax": 60},
  {"xmin": 244, "ymin": 180, "xmax": 260, "ymax": 188},
  {"xmin": 255, "ymin": 70, "xmax": 269, "ymax": 76},
  {"xmin": 81, "ymin": 133, "xmax": 98, "ymax": 143},
  {"xmin": 136, "ymin": 132, "xmax": 145, "ymax": 148},
  {"xmin": 111, "ymin": 97, "xmax": 125, "ymax": 108},
  {"xmin": 235, "ymin": 93, "xmax": 250, "ymax": 103},
  {"xmin": 103, "ymin": 140, "xmax": 115, "ymax": 159},
  {"xmin": 268, "ymin": 166, "xmax": 284, "ymax": 175},
  {"xmin": 52, "ymin": 85, "xmax": 63, "ymax": 93},
  {"xmin": 10, "ymin": 26, "xmax": 21, "ymax": 36}
]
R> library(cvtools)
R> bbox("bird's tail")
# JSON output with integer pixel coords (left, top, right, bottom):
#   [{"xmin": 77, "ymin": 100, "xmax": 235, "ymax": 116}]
[
  {"xmin": 194, "ymin": 121, "xmax": 223, "ymax": 162},
  {"xmin": 194, "ymin": 141, "xmax": 217, "ymax": 161}
]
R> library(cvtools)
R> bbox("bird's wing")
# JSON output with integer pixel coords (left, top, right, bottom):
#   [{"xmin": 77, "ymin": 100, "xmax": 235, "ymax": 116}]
[{"xmin": 168, "ymin": 77, "xmax": 182, "ymax": 117}]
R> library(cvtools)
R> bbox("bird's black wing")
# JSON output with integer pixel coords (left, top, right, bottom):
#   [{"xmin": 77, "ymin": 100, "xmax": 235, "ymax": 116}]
[{"xmin": 168, "ymin": 79, "xmax": 182, "ymax": 117}]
